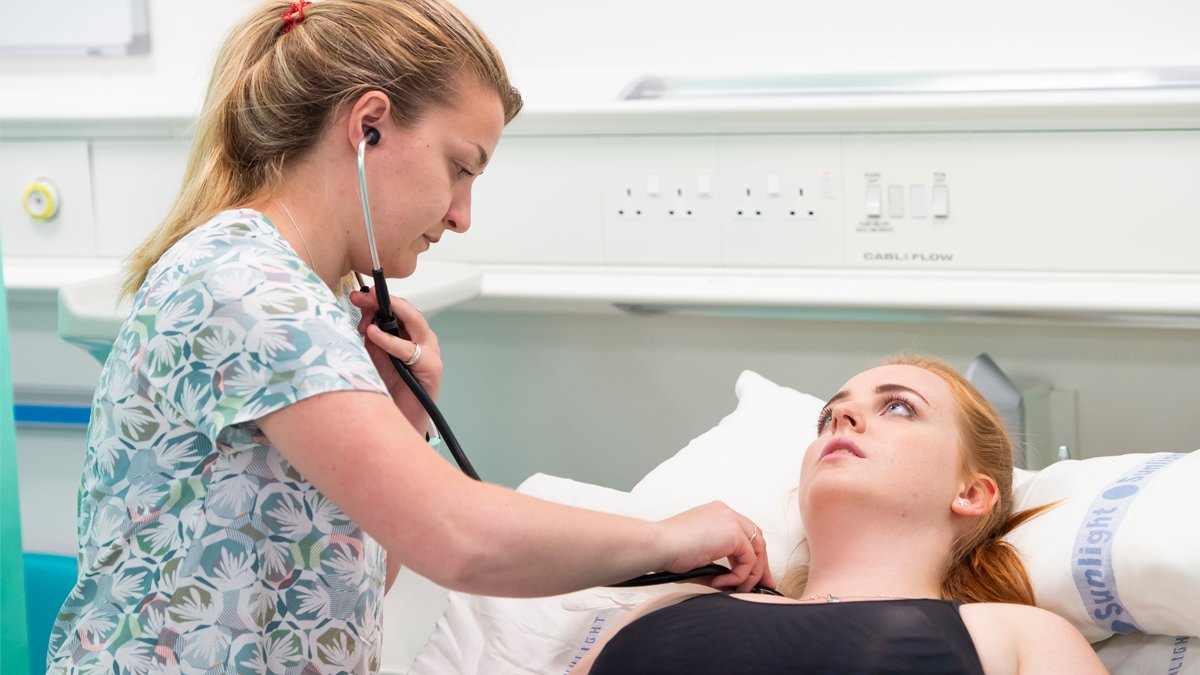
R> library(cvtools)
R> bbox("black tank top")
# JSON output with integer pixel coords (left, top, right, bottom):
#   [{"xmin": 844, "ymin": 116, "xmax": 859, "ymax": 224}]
[{"xmin": 588, "ymin": 594, "xmax": 985, "ymax": 674}]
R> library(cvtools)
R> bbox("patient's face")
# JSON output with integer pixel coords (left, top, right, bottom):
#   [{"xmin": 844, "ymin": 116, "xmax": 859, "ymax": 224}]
[{"xmin": 799, "ymin": 365, "xmax": 965, "ymax": 518}]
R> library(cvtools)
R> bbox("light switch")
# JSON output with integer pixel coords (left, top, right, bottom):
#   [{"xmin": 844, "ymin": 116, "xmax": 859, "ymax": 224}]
[
  {"xmin": 932, "ymin": 184, "xmax": 950, "ymax": 218},
  {"xmin": 909, "ymin": 185, "xmax": 928, "ymax": 218},
  {"xmin": 865, "ymin": 184, "xmax": 883, "ymax": 218},
  {"xmin": 766, "ymin": 174, "xmax": 781, "ymax": 197},
  {"xmin": 821, "ymin": 171, "xmax": 836, "ymax": 198},
  {"xmin": 887, "ymin": 184, "xmax": 905, "ymax": 218},
  {"xmin": 646, "ymin": 174, "xmax": 661, "ymax": 197},
  {"xmin": 696, "ymin": 174, "xmax": 712, "ymax": 197}
]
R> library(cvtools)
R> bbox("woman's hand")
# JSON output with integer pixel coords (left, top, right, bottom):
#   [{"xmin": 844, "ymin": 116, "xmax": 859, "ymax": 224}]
[
  {"xmin": 350, "ymin": 287, "xmax": 443, "ymax": 434},
  {"xmin": 657, "ymin": 501, "xmax": 774, "ymax": 593}
]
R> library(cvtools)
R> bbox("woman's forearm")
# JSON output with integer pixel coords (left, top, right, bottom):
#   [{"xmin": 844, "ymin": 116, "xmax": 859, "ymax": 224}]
[
  {"xmin": 263, "ymin": 390, "xmax": 763, "ymax": 598},
  {"xmin": 425, "ymin": 479, "xmax": 673, "ymax": 596}
]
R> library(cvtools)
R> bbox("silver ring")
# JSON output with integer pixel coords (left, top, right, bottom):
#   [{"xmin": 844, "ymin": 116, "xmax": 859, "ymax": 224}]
[
  {"xmin": 403, "ymin": 343, "xmax": 422, "ymax": 366},
  {"xmin": 749, "ymin": 526, "xmax": 759, "ymax": 544}
]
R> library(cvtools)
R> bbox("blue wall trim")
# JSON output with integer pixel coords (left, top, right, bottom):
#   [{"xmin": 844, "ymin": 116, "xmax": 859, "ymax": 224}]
[{"xmin": 12, "ymin": 404, "xmax": 90, "ymax": 428}]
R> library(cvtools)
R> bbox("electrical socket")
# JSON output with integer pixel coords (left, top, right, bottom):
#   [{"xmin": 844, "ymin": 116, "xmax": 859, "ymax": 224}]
[
  {"xmin": 615, "ymin": 186, "xmax": 643, "ymax": 219},
  {"xmin": 733, "ymin": 187, "xmax": 764, "ymax": 219},
  {"xmin": 785, "ymin": 187, "xmax": 817, "ymax": 220},
  {"xmin": 665, "ymin": 186, "xmax": 696, "ymax": 218}
]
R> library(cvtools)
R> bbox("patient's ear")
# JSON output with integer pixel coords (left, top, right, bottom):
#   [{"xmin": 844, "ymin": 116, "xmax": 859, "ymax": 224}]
[{"xmin": 952, "ymin": 473, "xmax": 999, "ymax": 516}]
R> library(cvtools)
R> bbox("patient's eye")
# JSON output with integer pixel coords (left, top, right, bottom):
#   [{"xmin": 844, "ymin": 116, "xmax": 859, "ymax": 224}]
[
  {"xmin": 816, "ymin": 407, "xmax": 832, "ymax": 433},
  {"xmin": 882, "ymin": 396, "xmax": 916, "ymax": 418}
]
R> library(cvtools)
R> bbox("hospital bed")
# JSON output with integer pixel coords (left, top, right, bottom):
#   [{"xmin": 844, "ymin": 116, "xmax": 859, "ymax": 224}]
[
  {"xmin": 377, "ymin": 370, "xmax": 1199, "ymax": 673},
  {"xmin": 5, "ymin": 71, "xmax": 1200, "ymax": 672}
]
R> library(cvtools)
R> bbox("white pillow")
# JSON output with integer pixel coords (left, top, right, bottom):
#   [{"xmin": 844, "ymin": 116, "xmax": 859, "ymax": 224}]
[
  {"xmin": 1094, "ymin": 633, "xmax": 1199, "ymax": 675},
  {"xmin": 401, "ymin": 370, "xmax": 1199, "ymax": 673},
  {"xmin": 628, "ymin": 370, "xmax": 824, "ymax": 574},
  {"xmin": 1009, "ymin": 451, "xmax": 1200, "ymax": 642}
]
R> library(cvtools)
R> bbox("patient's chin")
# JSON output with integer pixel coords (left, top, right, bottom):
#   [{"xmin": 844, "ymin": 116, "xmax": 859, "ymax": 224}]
[{"xmin": 800, "ymin": 470, "xmax": 877, "ymax": 512}]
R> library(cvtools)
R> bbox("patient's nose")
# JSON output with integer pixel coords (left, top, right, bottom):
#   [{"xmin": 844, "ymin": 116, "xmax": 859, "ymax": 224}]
[{"xmin": 832, "ymin": 405, "xmax": 860, "ymax": 432}]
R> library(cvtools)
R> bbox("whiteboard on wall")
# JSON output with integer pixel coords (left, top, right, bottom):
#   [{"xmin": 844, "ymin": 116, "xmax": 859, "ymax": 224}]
[{"xmin": 0, "ymin": 0, "xmax": 149, "ymax": 57}]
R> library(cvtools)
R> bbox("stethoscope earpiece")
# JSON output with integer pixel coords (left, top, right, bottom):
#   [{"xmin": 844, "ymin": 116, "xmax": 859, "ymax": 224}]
[{"xmin": 364, "ymin": 127, "xmax": 380, "ymax": 145}]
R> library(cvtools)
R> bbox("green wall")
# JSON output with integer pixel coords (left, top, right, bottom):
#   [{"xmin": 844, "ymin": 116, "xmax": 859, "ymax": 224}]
[{"xmin": 1, "ymin": 249, "xmax": 31, "ymax": 672}]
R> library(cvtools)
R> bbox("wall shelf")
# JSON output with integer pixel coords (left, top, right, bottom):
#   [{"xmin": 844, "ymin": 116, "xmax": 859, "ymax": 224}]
[
  {"xmin": 13, "ymin": 259, "xmax": 1200, "ymax": 353},
  {"xmin": 466, "ymin": 265, "xmax": 1200, "ymax": 329}
]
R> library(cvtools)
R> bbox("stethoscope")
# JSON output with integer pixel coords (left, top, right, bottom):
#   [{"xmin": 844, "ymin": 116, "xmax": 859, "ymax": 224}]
[{"xmin": 354, "ymin": 127, "xmax": 780, "ymax": 596}]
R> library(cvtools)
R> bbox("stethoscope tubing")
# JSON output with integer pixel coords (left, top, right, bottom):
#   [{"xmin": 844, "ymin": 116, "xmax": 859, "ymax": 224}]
[{"xmin": 372, "ymin": 307, "xmax": 481, "ymax": 482}]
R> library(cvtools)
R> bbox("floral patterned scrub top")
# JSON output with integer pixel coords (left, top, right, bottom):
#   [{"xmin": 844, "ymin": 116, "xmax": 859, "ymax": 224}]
[{"xmin": 48, "ymin": 209, "xmax": 391, "ymax": 674}]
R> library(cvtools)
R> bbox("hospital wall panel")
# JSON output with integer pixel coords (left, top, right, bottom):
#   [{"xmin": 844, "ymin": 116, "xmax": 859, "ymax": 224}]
[
  {"xmin": 840, "ymin": 133, "xmax": 975, "ymax": 270},
  {"xmin": 964, "ymin": 131, "xmax": 1200, "ymax": 272},
  {"xmin": 716, "ymin": 135, "xmax": 845, "ymax": 268},
  {"xmin": 457, "ymin": 136, "xmax": 607, "ymax": 264},
  {"xmin": 5, "ymin": 292, "xmax": 100, "ymax": 555},
  {"xmin": 0, "ymin": 140, "xmax": 95, "ymax": 257},
  {"xmin": 601, "ymin": 136, "xmax": 723, "ymax": 265},
  {"xmin": 91, "ymin": 139, "xmax": 190, "ymax": 258},
  {"xmin": 434, "ymin": 129, "xmax": 1200, "ymax": 274},
  {"xmin": 14, "ymin": 429, "xmax": 84, "ymax": 557}
]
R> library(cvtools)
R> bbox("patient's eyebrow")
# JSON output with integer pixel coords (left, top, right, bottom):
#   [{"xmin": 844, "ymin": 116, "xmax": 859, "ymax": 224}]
[
  {"xmin": 824, "ymin": 383, "xmax": 930, "ymax": 408},
  {"xmin": 876, "ymin": 383, "xmax": 930, "ymax": 406}
]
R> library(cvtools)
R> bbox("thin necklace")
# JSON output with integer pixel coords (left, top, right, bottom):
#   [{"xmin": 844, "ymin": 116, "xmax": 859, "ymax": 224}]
[
  {"xmin": 277, "ymin": 200, "xmax": 315, "ymax": 271},
  {"xmin": 804, "ymin": 593, "xmax": 905, "ymax": 603}
]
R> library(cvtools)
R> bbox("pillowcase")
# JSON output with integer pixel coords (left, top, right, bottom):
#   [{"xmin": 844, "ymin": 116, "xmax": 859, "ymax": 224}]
[
  {"xmin": 1008, "ymin": 451, "xmax": 1200, "ymax": 642},
  {"xmin": 1093, "ymin": 633, "xmax": 1198, "ymax": 675},
  {"xmin": 397, "ymin": 370, "xmax": 1198, "ymax": 673}
]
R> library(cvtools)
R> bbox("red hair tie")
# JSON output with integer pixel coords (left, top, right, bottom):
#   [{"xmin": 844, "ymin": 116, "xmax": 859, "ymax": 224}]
[{"xmin": 281, "ymin": 1, "xmax": 312, "ymax": 34}]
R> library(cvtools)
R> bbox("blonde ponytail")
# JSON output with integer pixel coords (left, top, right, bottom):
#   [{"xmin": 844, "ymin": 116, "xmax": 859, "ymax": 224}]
[{"xmin": 121, "ymin": 0, "xmax": 522, "ymax": 299}]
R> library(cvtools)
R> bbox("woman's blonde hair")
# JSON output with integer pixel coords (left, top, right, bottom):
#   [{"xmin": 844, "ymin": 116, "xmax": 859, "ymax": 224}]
[
  {"xmin": 780, "ymin": 354, "xmax": 1053, "ymax": 605},
  {"xmin": 122, "ymin": 0, "xmax": 522, "ymax": 299}
]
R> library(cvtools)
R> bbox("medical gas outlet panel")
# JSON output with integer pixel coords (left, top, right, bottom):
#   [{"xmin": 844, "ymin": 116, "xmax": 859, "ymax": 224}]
[
  {"xmin": 2, "ymin": 130, "xmax": 1198, "ymax": 276},
  {"xmin": 431, "ymin": 130, "xmax": 1199, "ymax": 274},
  {"xmin": 592, "ymin": 134, "xmax": 968, "ymax": 270}
]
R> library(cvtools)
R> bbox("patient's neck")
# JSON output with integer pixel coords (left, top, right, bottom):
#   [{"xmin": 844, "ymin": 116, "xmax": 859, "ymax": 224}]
[{"xmin": 801, "ymin": 513, "xmax": 952, "ymax": 601}]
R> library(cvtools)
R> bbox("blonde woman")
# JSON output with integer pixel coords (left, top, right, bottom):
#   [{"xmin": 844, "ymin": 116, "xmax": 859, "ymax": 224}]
[
  {"xmin": 48, "ymin": 2, "xmax": 769, "ymax": 672},
  {"xmin": 576, "ymin": 356, "xmax": 1107, "ymax": 674}
]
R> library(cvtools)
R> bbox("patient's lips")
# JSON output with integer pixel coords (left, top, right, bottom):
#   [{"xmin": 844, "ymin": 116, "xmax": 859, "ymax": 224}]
[{"xmin": 820, "ymin": 438, "xmax": 865, "ymax": 461}]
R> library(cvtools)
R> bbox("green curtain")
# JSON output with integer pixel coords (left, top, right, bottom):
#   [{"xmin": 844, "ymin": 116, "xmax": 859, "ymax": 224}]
[{"xmin": 0, "ymin": 248, "xmax": 31, "ymax": 672}]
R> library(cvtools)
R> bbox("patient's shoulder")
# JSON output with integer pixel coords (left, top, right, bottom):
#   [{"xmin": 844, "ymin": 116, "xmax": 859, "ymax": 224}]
[
  {"xmin": 960, "ymin": 603, "xmax": 1108, "ymax": 674},
  {"xmin": 961, "ymin": 602, "xmax": 1083, "ymax": 636}
]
